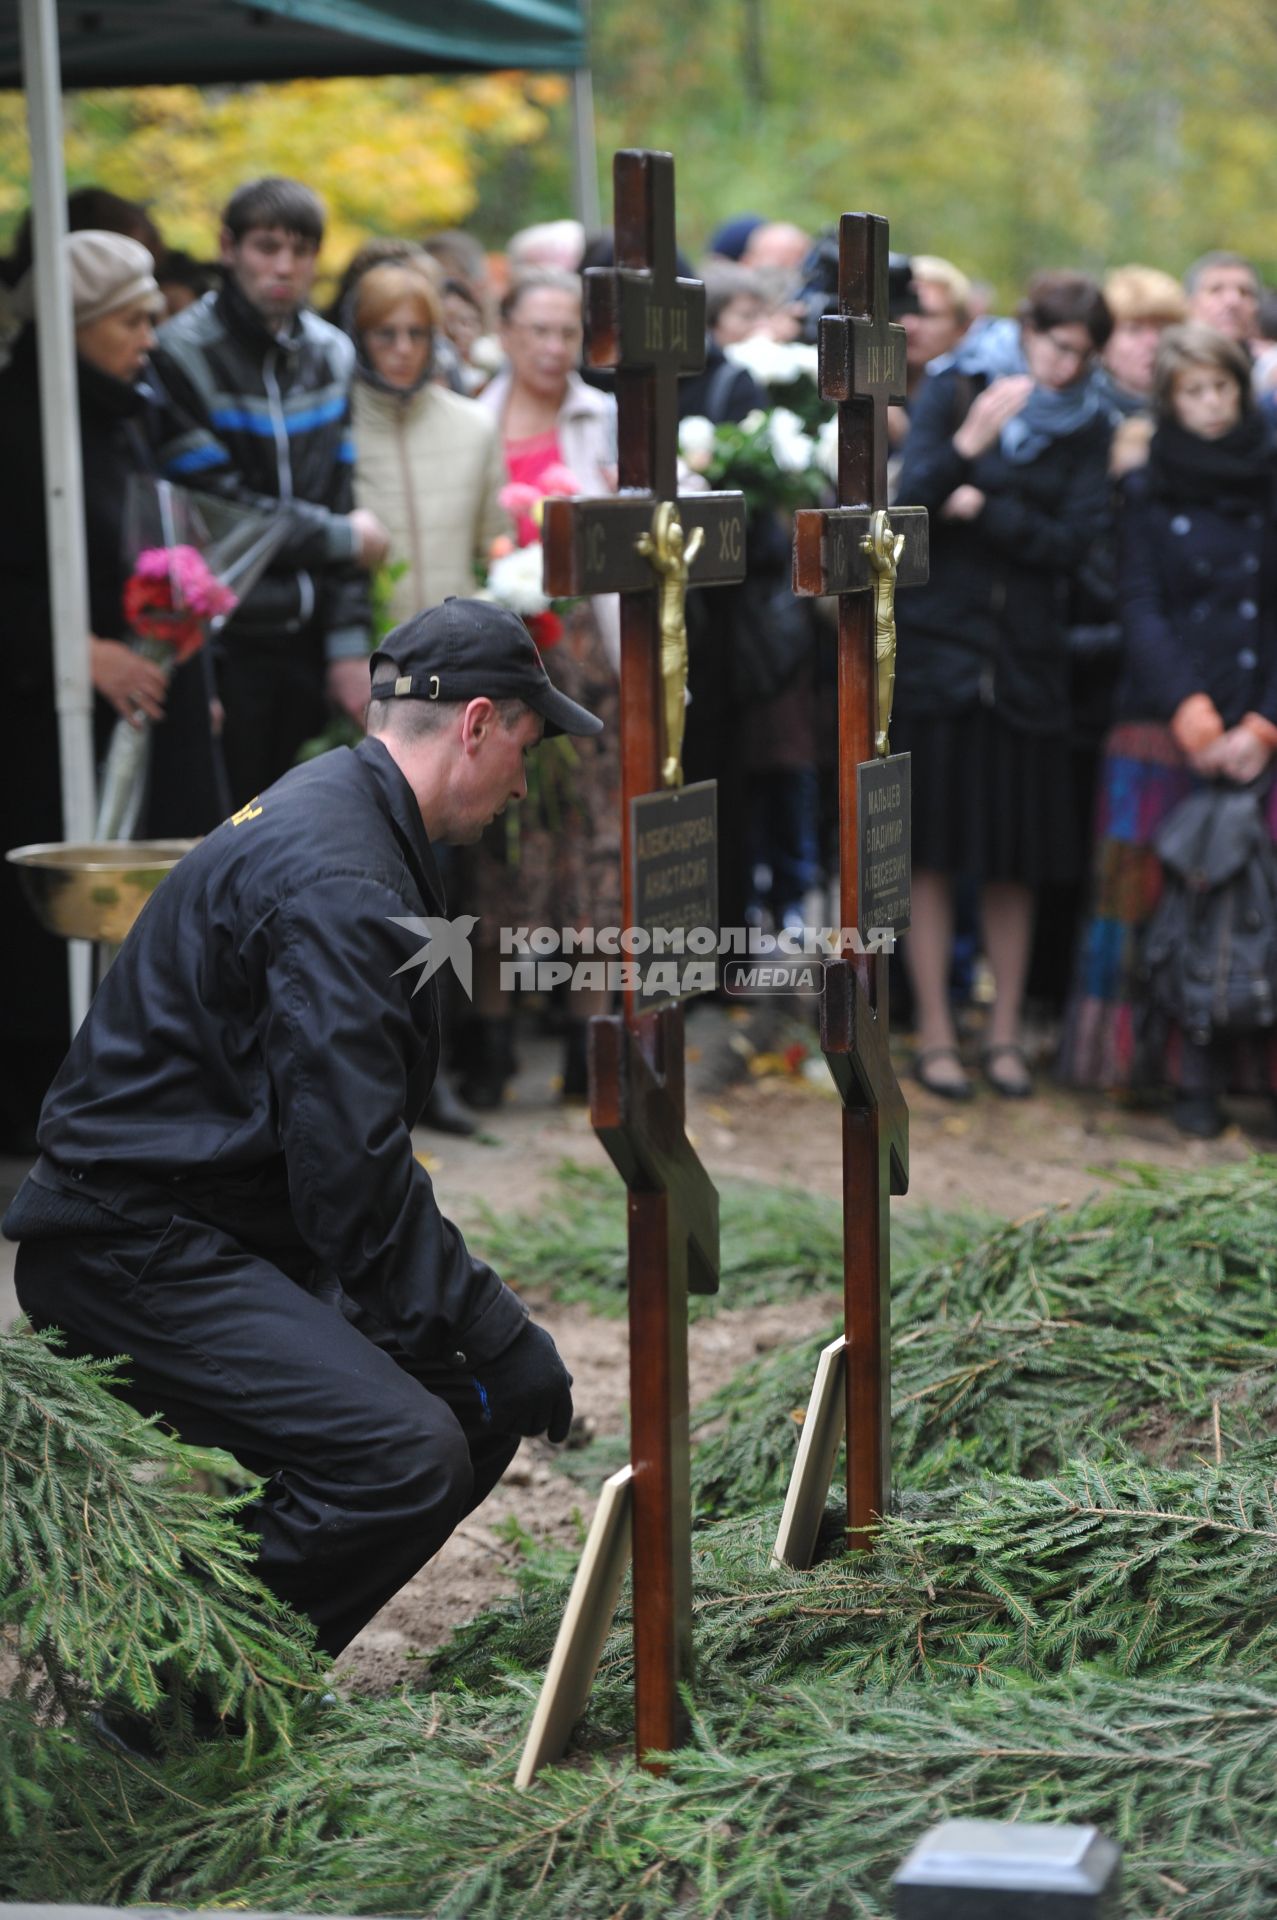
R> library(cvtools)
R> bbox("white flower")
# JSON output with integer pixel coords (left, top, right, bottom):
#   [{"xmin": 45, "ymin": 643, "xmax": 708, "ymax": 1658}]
[
  {"xmin": 480, "ymin": 541, "xmax": 551, "ymax": 616},
  {"xmin": 725, "ymin": 336, "xmax": 820, "ymax": 391},
  {"xmin": 815, "ymin": 413, "xmax": 840, "ymax": 483},
  {"xmin": 767, "ymin": 406, "xmax": 816, "ymax": 474},
  {"xmin": 677, "ymin": 414, "xmax": 717, "ymax": 471},
  {"xmin": 740, "ymin": 407, "xmax": 769, "ymax": 436}
]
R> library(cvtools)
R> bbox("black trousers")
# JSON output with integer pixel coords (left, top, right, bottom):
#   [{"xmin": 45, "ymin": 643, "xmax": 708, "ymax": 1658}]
[
  {"xmin": 215, "ymin": 643, "xmax": 328, "ymax": 813},
  {"xmin": 15, "ymin": 1214, "xmax": 518, "ymax": 1657}
]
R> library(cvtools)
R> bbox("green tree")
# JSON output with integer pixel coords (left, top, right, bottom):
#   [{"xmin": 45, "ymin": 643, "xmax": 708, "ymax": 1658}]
[{"xmin": 589, "ymin": 0, "xmax": 1277, "ymax": 296}]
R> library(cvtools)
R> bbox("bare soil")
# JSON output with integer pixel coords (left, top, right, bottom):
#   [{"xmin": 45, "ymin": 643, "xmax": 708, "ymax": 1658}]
[{"xmin": 334, "ymin": 1007, "xmax": 1271, "ymax": 1693}]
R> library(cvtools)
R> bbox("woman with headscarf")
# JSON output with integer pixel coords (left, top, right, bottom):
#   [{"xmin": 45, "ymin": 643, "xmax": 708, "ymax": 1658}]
[{"xmin": 893, "ymin": 270, "xmax": 1115, "ymax": 1101}]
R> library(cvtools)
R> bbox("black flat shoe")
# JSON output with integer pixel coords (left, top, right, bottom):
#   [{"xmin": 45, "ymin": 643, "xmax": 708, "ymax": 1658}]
[
  {"xmin": 981, "ymin": 1043, "xmax": 1033, "ymax": 1099},
  {"xmin": 913, "ymin": 1045, "xmax": 974, "ymax": 1102}
]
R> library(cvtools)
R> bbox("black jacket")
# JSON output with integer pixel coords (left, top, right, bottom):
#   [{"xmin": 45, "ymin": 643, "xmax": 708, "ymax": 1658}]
[
  {"xmin": 0, "ymin": 326, "xmax": 155, "ymax": 709},
  {"xmin": 895, "ymin": 366, "xmax": 1113, "ymax": 733},
  {"xmin": 0, "ymin": 329, "xmax": 224, "ymax": 838},
  {"xmin": 149, "ymin": 276, "xmax": 370, "ymax": 661},
  {"xmin": 0, "ymin": 329, "xmax": 152, "ymax": 1065},
  {"xmin": 1113, "ymin": 467, "xmax": 1277, "ymax": 729},
  {"xmin": 10, "ymin": 738, "xmax": 526, "ymax": 1365}
]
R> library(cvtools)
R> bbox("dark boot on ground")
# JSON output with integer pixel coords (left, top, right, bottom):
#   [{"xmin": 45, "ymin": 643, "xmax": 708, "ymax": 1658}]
[
  {"xmin": 458, "ymin": 1019, "xmax": 517, "ymax": 1110},
  {"xmin": 561, "ymin": 1020, "xmax": 590, "ymax": 1101},
  {"xmin": 1172, "ymin": 1091, "xmax": 1224, "ymax": 1139},
  {"xmin": 419, "ymin": 1075, "xmax": 478, "ymax": 1136}
]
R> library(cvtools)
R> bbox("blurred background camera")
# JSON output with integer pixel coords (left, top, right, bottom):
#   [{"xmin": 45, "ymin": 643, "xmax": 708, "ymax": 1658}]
[{"xmin": 792, "ymin": 233, "xmax": 918, "ymax": 343}]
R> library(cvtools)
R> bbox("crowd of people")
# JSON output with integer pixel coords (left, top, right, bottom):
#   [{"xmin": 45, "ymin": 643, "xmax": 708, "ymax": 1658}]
[{"xmin": 4, "ymin": 178, "xmax": 1277, "ymax": 1148}]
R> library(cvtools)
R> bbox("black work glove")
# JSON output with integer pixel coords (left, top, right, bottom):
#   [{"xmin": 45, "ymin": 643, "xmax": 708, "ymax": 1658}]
[{"xmin": 470, "ymin": 1319, "xmax": 573, "ymax": 1442}]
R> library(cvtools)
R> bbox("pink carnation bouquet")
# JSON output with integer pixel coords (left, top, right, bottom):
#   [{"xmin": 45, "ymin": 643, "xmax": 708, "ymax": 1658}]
[{"xmin": 95, "ymin": 478, "xmax": 291, "ymax": 840}]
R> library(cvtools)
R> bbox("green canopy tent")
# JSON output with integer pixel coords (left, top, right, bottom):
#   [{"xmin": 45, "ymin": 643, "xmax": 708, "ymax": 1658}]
[
  {"xmin": 0, "ymin": 0, "xmax": 589, "ymax": 86},
  {"xmin": 6, "ymin": 0, "xmax": 592, "ymax": 1024}
]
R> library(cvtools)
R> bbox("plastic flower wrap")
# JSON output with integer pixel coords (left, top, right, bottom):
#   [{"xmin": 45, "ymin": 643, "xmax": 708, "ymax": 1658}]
[{"xmin": 95, "ymin": 477, "xmax": 291, "ymax": 841}]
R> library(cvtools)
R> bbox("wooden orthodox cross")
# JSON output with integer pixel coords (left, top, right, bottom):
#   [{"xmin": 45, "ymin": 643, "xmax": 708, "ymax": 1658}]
[
  {"xmin": 519, "ymin": 149, "xmax": 747, "ymax": 1780},
  {"xmin": 777, "ymin": 213, "xmax": 929, "ymax": 1560}
]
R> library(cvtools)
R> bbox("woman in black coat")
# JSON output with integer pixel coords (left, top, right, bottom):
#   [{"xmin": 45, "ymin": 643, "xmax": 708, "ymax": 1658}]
[
  {"xmin": 1061, "ymin": 324, "xmax": 1277, "ymax": 1134},
  {"xmin": 894, "ymin": 271, "xmax": 1114, "ymax": 1099},
  {"xmin": 0, "ymin": 231, "xmax": 222, "ymax": 1148}
]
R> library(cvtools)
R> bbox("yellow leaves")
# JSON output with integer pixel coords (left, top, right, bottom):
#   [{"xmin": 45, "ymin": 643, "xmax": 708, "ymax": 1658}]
[{"xmin": 0, "ymin": 72, "xmax": 557, "ymax": 261}]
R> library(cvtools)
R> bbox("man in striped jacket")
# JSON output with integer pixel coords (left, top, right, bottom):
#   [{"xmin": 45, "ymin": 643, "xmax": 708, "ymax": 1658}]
[{"xmin": 151, "ymin": 177, "xmax": 389, "ymax": 804}]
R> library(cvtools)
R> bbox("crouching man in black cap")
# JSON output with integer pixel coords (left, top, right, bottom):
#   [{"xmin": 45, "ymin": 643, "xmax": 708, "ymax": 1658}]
[{"xmin": 4, "ymin": 598, "xmax": 602, "ymax": 1688}]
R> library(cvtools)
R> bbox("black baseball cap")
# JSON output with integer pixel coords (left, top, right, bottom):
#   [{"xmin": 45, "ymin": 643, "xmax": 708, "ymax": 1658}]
[{"xmin": 369, "ymin": 597, "xmax": 604, "ymax": 738}]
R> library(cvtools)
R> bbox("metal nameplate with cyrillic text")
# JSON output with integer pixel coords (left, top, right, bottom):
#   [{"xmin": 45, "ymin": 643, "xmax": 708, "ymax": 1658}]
[
  {"xmin": 630, "ymin": 779, "xmax": 718, "ymax": 1003},
  {"xmin": 857, "ymin": 753, "xmax": 911, "ymax": 936}
]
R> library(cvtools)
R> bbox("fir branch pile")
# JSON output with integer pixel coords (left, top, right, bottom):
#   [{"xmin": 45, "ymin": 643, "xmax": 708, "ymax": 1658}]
[
  {"xmin": 0, "ymin": 1332, "xmax": 322, "ymax": 1784},
  {"xmin": 5, "ymin": 1159, "xmax": 1277, "ymax": 1916}
]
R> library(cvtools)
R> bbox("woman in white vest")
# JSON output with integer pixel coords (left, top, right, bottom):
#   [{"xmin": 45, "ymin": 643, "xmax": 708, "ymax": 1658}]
[{"xmin": 350, "ymin": 258, "xmax": 509, "ymax": 622}]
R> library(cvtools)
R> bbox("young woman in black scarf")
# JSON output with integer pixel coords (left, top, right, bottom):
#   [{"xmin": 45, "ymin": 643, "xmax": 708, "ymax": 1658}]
[{"xmin": 1061, "ymin": 324, "xmax": 1277, "ymax": 1133}]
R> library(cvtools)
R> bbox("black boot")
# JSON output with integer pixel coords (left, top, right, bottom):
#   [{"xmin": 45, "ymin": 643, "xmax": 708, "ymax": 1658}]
[
  {"xmin": 458, "ymin": 1019, "xmax": 517, "ymax": 1110},
  {"xmin": 419, "ymin": 1076, "xmax": 478, "ymax": 1137},
  {"xmin": 1173, "ymin": 1091, "xmax": 1223, "ymax": 1139},
  {"xmin": 562, "ymin": 1020, "xmax": 590, "ymax": 1101}
]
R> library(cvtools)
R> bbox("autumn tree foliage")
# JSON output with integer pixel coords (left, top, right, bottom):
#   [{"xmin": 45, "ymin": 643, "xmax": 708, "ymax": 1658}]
[
  {"xmin": 0, "ymin": 73, "xmax": 568, "ymax": 272},
  {"xmin": 1, "ymin": 6, "xmax": 1277, "ymax": 323}
]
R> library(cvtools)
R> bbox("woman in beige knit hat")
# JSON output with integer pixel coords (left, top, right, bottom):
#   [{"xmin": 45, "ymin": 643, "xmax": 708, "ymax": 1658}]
[
  {"xmin": 0, "ymin": 229, "xmax": 222, "ymax": 1150},
  {"xmin": 10, "ymin": 230, "xmax": 170, "ymax": 721}
]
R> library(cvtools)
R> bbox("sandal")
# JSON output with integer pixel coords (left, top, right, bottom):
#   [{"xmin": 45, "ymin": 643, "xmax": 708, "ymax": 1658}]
[
  {"xmin": 913, "ymin": 1045, "xmax": 974, "ymax": 1102},
  {"xmin": 981, "ymin": 1042, "xmax": 1033, "ymax": 1100}
]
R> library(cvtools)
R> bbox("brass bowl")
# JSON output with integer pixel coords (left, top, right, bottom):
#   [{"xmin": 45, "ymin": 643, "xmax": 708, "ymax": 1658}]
[{"xmin": 6, "ymin": 840, "xmax": 198, "ymax": 944}]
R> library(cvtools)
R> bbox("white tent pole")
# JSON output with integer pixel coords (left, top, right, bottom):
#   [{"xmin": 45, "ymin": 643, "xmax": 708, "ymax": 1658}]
[
  {"xmin": 570, "ymin": 63, "xmax": 599, "ymax": 234},
  {"xmin": 19, "ymin": 0, "xmax": 94, "ymax": 1029}
]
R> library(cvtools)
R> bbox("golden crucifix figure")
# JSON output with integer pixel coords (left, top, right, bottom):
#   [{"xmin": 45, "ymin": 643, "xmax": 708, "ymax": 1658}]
[
  {"xmin": 861, "ymin": 508, "xmax": 906, "ymax": 758},
  {"xmin": 636, "ymin": 499, "xmax": 703, "ymax": 786}
]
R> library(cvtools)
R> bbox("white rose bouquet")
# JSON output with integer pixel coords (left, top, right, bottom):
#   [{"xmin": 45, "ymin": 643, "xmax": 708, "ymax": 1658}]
[
  {"xmin": 723, "ymin": 336, "xmax": 825, "ymax": 433},
  {"xmin": 677, "ymin": 407, "xmax": 828, "ymax": 516}
]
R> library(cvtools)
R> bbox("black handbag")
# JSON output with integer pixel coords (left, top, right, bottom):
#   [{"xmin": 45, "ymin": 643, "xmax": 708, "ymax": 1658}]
[{"xmin": 1139, "ymin": 779, "xmax": 1277, "ymax": 1044}]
